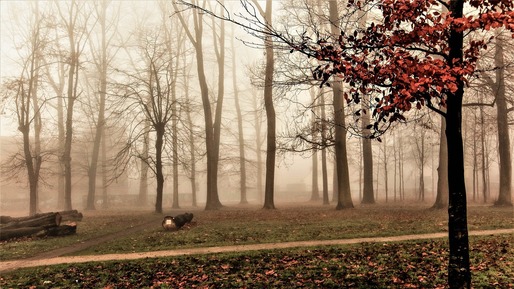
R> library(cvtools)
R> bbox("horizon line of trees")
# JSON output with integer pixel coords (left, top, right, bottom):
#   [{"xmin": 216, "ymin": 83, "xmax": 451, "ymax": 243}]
[{"xmin": 0, "ymin": 0, "xmax": 512, "ymax": 218}]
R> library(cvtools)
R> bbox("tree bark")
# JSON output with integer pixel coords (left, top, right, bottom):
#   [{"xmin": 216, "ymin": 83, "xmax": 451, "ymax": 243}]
[
  {"xmin": 432, "ymin": 116, "xmax": 449, "ymax": 209},
  {"xmin": 231, "ymin": 31, "xmax": 248, "ymax": 205},
  {"xmin": 310, "ymin": 88, "xmax": 320, "ymax": 202},
  {"xmin": 138, "ymin": 123, "xmax": 150, "ymax": 207},
  {"xmin": 319, "ymin": 88, "xmax": 330, "ymax": 205},
  {"xmin": 493, "ymin": 35, "xmax": 512, "ymax": 207},
  {"xmin": 86, "ymin": 0, "xmax": 109, "ymax": 211},
  {"xmin": 329, "ymin": 0, "xmax": 353, "ymax": 210},
  {"xmin": 262, "ymin": 0, "xmax": 276, "ymax": 210},
  {"xmin": 174, "ymin": 0, "xmax": 222, "ymax": 210},
  {"xmin": 1, "ymin": 212, "xmax": 61, "ymax": 230},
  {"xmin": 447, "ymin": 2, "xmax": 471, "ymax": 287},
  {"xmin": 154, "ymin": 123, "xmax": 165, "ymax": 214}
]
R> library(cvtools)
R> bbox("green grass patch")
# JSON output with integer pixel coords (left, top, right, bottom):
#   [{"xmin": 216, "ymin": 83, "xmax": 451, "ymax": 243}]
[
  {"xmin": 1, "ymin": 234, "xmax": 512, "ymax": 288},
  {"xmin": 0, "ymin": 211, "xmax": 159, "ymax": 261},
  {"xmin": 0, "ymin": 204, "xmax": 512, "ymax": 260},
  {"xmin": 73, "ymin": 204, "xmax": 513, "ymax": 256}
]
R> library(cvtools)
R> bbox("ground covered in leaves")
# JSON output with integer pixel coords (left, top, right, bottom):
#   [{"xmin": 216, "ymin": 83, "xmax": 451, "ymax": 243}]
[{"xmin": 1, "ymin": 234, "xmax": 512, "ymax": 288}]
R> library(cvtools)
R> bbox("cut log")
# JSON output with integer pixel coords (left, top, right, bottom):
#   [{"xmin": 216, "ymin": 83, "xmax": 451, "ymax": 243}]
[
  {"xmin": 173, "ymin": 212, "xmax": 194, "ymax": 228},
  {"xmin": 58, "ymin": 210, "xmax": 83, "ymax": 222},
  {"xmin": 0, "ymin": 227, "xmax": 45, "ymax": 241},
  {"xmin": 162, "ymin": 216, "xmax": 177, "ymax": 231},
  {"xmin": 41, "ymin": 223, "xmax": 77, "ymax": 237},
  {"xmin": 0, "ymin": 223, "xmax": 77, "ymax": 241},
  {"xmin": 0, "ymin": 216, "xmax": 12, "ymax": 224},
  {"xmin": 1, "ymin": 212, "xmax": 56, "ymax": 224},
  {"xmin": 0, "ymin": 213, "xmax": 61, "ymax": 230}
]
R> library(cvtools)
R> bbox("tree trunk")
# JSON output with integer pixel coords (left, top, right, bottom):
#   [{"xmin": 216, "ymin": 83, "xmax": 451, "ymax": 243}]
[
  {"xmin": 432, "ymin": 116, "xmax": 449, "ymax": 209},
  {"xmin": 361, "ymin": 117, "xmax": 374, "ymax": 204},
  {"xmin": 253, "ymin": 92, "xmax": 264, "ymax": 203},
  {"xmin": 101, "ymin": 129, "xmax": 109, "ymax": 209},
  {"xmin": 480, "ymin": 106, "xmax": 487, "ymax": 203},
  {"xmin": 211, "ymin": 4, "xmax": 226, "ymax": 210},
  {"xmin": 171, "ymin": 70, "xmax": 180, "ymax": 210},
  {"xmin": 185, "ymin": 89, "xmax": 197, "ymax": 207},
  {"xmin": 319, "ymin": 88, "xmax": 330, "ymax": 205},
  {"xmin": 231, "ymin": 31, "xmax": 248, "ymax": 205},
  {"xmin": 329, "ymin": 0, "xmax": 353, "ymax": 210},
  {"xmin": 310, "ymin": 88, "xmax": 320, "ymax": 202},
  {"xmin": 447, "ymin": 2, "xmax": 471, "ymax": 287},
  {"xmin": 155, "ymin": 124, "xmax": 165, "ymax": 214},
  {"xmin": 139, "ymin": 122, "xmax": 150, "ymax": 206},
  {"xmin": 86, "ymin": 1, "xmax": 109, "ymax": 211},
  {"xmin": 493, "ymin": 35, "xmax": 512, "ymax": 207},
  {"xmin": 383, "ymin": 138, "xmax": 389, "ymax": 203},
  {"xmin": 262, "ymin": 0, "xmax": 276, "ymax": 210}
]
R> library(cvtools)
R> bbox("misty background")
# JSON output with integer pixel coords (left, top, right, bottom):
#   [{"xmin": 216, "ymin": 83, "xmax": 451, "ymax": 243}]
[{"xmin": 0, "ymin": 0, "xmax": 512, "ymax": 215}]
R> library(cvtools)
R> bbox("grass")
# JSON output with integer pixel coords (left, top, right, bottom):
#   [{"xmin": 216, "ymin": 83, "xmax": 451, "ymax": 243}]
[
  {"xmin": 0, "ymin": 203, "xmax": 512, "ymax": 260},
  {"xmin": 73, "ymin": 203, "xmax": 513, "ymax": 256},
  {"xmin": 0, "ymin": 234, "xmax": 512, "ymax": 288},
  {"xmin": 0, "ymin": 203, "xmax": 512, "ymax": 288},
  {"xmin": 0, "ymin": 210, "xmax": 160, "ymax": 261}
]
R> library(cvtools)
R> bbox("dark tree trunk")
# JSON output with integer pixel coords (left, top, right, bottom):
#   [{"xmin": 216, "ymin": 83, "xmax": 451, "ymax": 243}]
[
  {"xmin": 446, "ymin": 2, "xmax": 471, "ymax": 287},
  {"xmin": 155, "ymin": 124, "xmax": 165, "ymax": 214},
  {"xmin": 262, "ymin": 0, "xmax": 276, "ymax": 210},
  {"xmin": 329, "ymin": 0, "xmax": 353, "ymax": 210}
]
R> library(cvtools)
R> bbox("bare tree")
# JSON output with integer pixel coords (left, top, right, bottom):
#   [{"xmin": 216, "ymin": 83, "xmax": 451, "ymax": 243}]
[
  {"xmin": 328, "ymin": 0, "xmax": 353, "ymax": 209},
  {"xmin": 1, "ymin": 2, "xmax": 48, "ymax": 215},
  {"xmin": 173, "ymin": 0, "xmax": 223, "ymax": 210},
  {"xmin": 231, "ymin": 28, "xmax": 249, "ymax": 204},
  {"xmin": 55, "ymin": 0, "xmax": 94, "ymax": 211},
  {"xmin": 85, "ymin": 0, "xmax": 121, "ymax": 210},
  {"xmin": 119, "ymin": 25, "xmax": 181, "ymax": 213}
]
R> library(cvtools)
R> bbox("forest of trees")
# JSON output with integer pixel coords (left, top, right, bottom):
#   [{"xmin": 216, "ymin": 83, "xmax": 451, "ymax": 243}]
[
  {"xmin": 1, "ymin": 1, "xmax": 513, "ymax": 287},
  {"xmin": 0, "ymin": 0, "xmax": 512, "ymax": 216}
]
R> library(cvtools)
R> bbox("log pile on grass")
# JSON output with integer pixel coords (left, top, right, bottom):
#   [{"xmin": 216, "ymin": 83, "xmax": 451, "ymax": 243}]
[{"xmin": 0, "ymin": 211, "xmax": 80, "ymax": 241}]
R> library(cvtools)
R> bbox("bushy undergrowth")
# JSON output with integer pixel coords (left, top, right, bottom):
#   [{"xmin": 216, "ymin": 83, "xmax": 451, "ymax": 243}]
[{"xmin": 1, "ymin": 235, "xmax": 512, "ymax": 288}]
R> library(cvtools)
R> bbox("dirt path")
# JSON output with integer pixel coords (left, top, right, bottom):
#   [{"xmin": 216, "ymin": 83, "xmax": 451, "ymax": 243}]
[{"xmin": 1, "ymin": 228, "xmax": 512, "ymax": 273}]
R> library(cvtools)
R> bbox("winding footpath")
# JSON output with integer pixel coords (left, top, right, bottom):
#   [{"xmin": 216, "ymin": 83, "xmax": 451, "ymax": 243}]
[{"xmin": 1, "ymin": 228, "xmax": 512, "ymax": 273}]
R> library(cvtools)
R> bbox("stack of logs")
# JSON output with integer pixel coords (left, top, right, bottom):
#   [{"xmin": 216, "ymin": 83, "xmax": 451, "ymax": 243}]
[{"xmin": 0, "ymin": 210, "xmax": 82, "ymax": 241}]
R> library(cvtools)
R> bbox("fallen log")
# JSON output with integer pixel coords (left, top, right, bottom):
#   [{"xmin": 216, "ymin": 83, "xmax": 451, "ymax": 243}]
[
  {"xmin": 0, "ymin": 223, "xmax": 77, "ymax": 241},
  {"xmin": 0, "ymin": 227, "xmax": 45, "ymax": 241},
  {"xmin": 1, "ymin": 212, "xmax": 56, "ymax": 225},
  {"xmin": 0, "ymin": 213, "xmax": 61, "ymax": 230},
  {"xmin": 41, "ymin": 223, "xmax": 77, "ymax": 237},
  {"xmin": 58, "ymin": 210, "xmax": 83, "ymax": 222}
]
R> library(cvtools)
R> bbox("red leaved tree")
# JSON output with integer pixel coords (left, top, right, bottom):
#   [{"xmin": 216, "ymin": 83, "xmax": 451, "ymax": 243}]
[
  {"xmin": 181, "ymin": 0, "xmax": 513, "ymax": 287},
  {"xmin": 301, "ymin": 1, "xmax": 514, "ymax": 288}
]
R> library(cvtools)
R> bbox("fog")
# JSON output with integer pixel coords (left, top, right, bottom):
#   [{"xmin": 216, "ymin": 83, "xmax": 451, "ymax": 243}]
[{"xmin": 0, "ymin": 0, "xmax": 512, "ymax": 216}]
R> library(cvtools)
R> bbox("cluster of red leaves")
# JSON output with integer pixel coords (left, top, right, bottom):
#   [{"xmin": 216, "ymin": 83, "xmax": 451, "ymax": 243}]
[
  {"xmin": 309, "ymin": 0, "xmax": 514, "ymax": 135},
  {"xmin": 1, "ymin": 235, "xmax": 512, "ymax": 288}
]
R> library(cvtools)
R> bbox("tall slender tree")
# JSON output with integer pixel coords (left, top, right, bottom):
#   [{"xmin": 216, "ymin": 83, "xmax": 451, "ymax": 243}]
[
  {"xmin": 174, "ymin": 0, "xmax": 223, "ymax": 210},
  {"xmin": 55, "ymin": 0, "xmax": 93, "ymax": 211},
  {"xmin": 328, "ymin": 0, "xmax": 353, "ymax": 210},
  {"xmin": 85, "ymin": 0, "xmax": 120, "ymax": 210}
]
